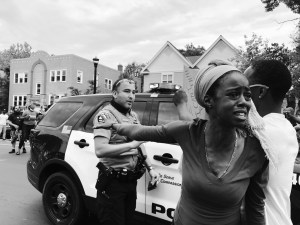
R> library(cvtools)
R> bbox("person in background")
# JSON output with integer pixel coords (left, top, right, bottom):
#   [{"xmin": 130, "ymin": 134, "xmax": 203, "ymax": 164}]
[
  {"xmin": 244, "ymin": 59, "xmax": 298, "ymax": 225},
  {"xmin": 93, "ymin": 78, "xmax": 159, "ymax": 225},
  {"xmin": 0, "ymin": 110, "xmax": 9, "ymax": 140},
  {"xmin": 7, "ymin": 106, "xmax": 23, "ymax": 154},
  {"xmin": 18, "ymin": 103, "xmax": 38, "ymax": 154},
  {"xmin": 95, "ymin": 61, "xmax": 269, "ymax": 225}
]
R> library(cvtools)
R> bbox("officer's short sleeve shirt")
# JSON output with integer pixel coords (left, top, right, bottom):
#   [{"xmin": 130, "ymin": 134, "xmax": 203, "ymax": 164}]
[{"xmin": 93, "ymin": 110, "xmax": 118, "ymax": 140}]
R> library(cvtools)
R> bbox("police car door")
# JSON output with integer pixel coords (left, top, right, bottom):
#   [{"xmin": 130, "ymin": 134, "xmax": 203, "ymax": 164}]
[
  {"xmin": 144, "ymin": 97, "xmax": 183, "ymax": 222},
  {"xmin": 64, "ymin": 99, "xmax": 111, "ymax": 201}
]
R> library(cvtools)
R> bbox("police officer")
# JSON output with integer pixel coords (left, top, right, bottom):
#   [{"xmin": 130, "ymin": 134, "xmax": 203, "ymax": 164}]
[{"xmin": 93, "ymin": 78, "xmax": 159, "ymax": 225}]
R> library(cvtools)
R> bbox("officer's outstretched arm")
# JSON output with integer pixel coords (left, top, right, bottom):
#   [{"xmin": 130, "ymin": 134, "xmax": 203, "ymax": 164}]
[{"xmin": 94, "ymin": 136, "xmax": 144, "ymax": 158}]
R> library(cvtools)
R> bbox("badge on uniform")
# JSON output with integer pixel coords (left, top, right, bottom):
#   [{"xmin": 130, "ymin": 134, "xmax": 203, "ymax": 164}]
[{"xmin": 98, "ymin": 113, "xmax": 107, "ymax": 123}]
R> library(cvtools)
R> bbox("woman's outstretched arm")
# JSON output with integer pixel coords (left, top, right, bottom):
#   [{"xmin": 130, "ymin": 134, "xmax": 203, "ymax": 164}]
[{"xmin": 114, "ymin": 123, "xmax": 176, "ymax": 144}]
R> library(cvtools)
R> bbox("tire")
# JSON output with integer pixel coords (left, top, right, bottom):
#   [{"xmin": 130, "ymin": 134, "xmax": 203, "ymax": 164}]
[{"xmin": 42, "ymin": 172, "xmax": 86, "ymax": 225}]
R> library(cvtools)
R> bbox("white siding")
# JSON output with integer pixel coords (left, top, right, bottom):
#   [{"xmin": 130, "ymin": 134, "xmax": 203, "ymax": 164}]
[{"xmin": 195, "ymin": 40, "xmax": 237, "ymax": 69}]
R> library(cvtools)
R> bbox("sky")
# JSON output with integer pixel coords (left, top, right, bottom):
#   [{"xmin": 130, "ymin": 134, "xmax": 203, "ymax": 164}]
[{"xmin": 0, "ymin": 0, "xmax": 299, "ymax": 70}]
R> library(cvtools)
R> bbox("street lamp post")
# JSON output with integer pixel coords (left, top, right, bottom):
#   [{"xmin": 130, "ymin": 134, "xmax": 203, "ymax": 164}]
[{"xmin": 93, "ymin": 57, "xmax": 99, "ymax": 94}]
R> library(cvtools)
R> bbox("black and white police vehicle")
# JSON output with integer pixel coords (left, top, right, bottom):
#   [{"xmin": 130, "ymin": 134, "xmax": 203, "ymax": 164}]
[
  {"xmin": 27, "ymin": 83, "xmax": 182, "ymax": 225},
  {"xmin": 27, "ymin": 83, "xmax": 300, "ymax": 225}
]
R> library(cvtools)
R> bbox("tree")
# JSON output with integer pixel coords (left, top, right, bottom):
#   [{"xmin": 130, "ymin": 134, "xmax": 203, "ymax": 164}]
[
  {"xmin": 235, "ymin": 33, "xmax": 269, "ymax": 71},
  {"xmin": 178, "ymin": 43, "xmax": 206, "ymax": 57},
  {"xmin": 261, "ymin": 0, "xmax": 300, "ymax": 14},
  {"xmin": 0, "ymin": 42, "xmax": 32, "ymax": 76},
  {"xmin": 84, "ymin": 80, "xmax": 97, "ymax": 94},
  {"xmin": 235, "ymin": 33, "xmax": 292, "ymax": 72},
  {"xmin": 67, "ymin": 86, "xmax": 82, "ymax": 96},
  {"xmin": 290, "ymin": 27, "xmax": 300, "ymax": 100},
  {"xmin": 121, "ymin": 62, "xmax": 146, "ymax": 92},
  {"xmin": 0, "ymin": 42, "xmax": 33, "ymax": 110},
  {"xmin": 121, "ymin": 62, "xmax": 145, "ymax": 79}
]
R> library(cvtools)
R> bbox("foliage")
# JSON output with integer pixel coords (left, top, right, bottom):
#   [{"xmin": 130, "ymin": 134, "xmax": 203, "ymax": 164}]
[
  {"xmin": 120, "ymin": 62, "xmax": 146, "ymax": 92},
  {"xmin": 0, "ymin": 42, "xmax": 33, "ymax": 110},
  {"xmin": 121, "ymin": 62, "xmax": 146, "ymax": 79},
  {"xmin": 67, "ymin": 86, "xmax": 82, "ymax": 96},
  {"xmin": 261, "ymin": 0, "xmax": 300, "ymax": 14},
  {"xmin": 235, "ymin": 33, "xmax": 292, "ymax": 72},
  {"xmin": 0, "ymin": 42, "xmax": 33, "ymax": 77},
  {"xmin": 178, "ymin": 43, "xmax": 206, "ymax": 57},
  {"xmin": 290, "ymin": 27, "xmax": 300, "ymax": 98},
  {"xmin": 85, "ymin": 80, "xmax": 98, "ymax": 94}
]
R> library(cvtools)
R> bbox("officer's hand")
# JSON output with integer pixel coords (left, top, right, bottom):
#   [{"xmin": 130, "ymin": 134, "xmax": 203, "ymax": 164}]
[
  {"xmin": 93, "ymin": 113, "xmax": 116, "ymax": 129},
  {"xmin": 14, "ymin": 125, "xmax": 19, "ymax": 129},
  {"xmin": 149, "ymin": 169, "xmax": 159, "ymax": 184},
  {"xmin": 130, "ymin": 140, "xmax": 145, "ymax": 149}
]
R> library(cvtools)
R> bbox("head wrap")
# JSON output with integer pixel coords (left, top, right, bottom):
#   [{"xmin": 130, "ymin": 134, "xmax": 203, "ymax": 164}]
[
  {"xmin": 194, "ymin": 59, "xmax": 277, "ymax": 168},
  {"xmin": 194, "ymin": 60, "xmax": 241, "ymax": 107}
]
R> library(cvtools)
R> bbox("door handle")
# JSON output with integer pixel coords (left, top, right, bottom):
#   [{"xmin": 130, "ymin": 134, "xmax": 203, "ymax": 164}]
[
  {"xmin": 153, "ymin": 155, "xmax": 178, "ymax": 164},
  {"xmin": 74, "ymin": 139, "xmax": 89, "ymax": 148}
]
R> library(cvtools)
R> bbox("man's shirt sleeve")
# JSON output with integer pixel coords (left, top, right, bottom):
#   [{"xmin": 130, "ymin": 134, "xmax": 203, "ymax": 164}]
[{"xmin": 93, "ymin": 110, "xmax": 114, "ymax": 139}]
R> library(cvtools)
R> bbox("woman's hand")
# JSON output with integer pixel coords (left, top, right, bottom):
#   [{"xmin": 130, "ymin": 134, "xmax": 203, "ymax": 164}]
[{"xmin": 93, "ymin": 113, "xmax": 116, "ymax": 129}]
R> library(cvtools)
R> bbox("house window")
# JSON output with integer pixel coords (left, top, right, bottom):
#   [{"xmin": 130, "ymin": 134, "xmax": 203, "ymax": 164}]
[
  {"xmin": 50, "ymin": 71, "xmax": 55, "ymax": 82},
  {"xmin": 105, "ymin": 78, "xmax": 112, "ymax": 90},
  {"xmin": 49, "ymin": 94, "xmax": 65, "ymax": 105},
  {"xmin": 62, "ymin": 70, "xmax": 66, "ymax": 82},
  {"xmin": 14, "ymin": 72, "xmax": 28, "ymax": 83},
  {"xmin": 36, "ymin": 83, "xmax": 41, "ymax": 95},
  {"xmin": 50, "ymin": 70, "xmax": 67, "ymax": 82},
  {"xmin": 13, "ymin": 95, "xmax": 27, "ymax": 106},
  {"xmin": 161, "ymin": 72, "xmax": 173, "ymax": 83},
  {"xmin": 77, "ymin": 70, "xmax": 83, "ymax": 83}
]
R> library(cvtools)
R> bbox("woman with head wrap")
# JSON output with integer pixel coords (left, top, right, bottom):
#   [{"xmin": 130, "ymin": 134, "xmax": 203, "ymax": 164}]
[{"xmin": 94, "ymin": 60, "xmax": 269, "ymax": 225}]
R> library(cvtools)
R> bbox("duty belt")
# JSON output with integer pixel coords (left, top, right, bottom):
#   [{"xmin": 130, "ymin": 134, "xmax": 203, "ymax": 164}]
[{"xmin": 97, "ymin": 162, "xmax": 143, "ymax": 182}]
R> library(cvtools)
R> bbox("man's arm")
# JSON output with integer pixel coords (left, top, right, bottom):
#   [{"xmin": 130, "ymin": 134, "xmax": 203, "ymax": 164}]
[
  {"xmin": 94, "ymin": 135, "xmax": 143, "ymax": 158},
  {"xmin": 6, "ymin": 119, "xmax": 18, "ymax": 129}
]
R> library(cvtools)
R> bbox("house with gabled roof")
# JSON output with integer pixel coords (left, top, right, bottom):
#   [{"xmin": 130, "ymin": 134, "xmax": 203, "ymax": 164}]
[
  {"xmin": 141, "ymin": 35, "xmax": 238, "ymax": 91},
  {"xmin": 141, "ymin": 35, "xmax": 239, "ymax": 117}
]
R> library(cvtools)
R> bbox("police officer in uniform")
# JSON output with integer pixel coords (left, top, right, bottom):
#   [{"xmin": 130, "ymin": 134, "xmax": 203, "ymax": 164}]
[{"xmin": 93, "ymin": 78, "xmax": 159, "ymax": 225}]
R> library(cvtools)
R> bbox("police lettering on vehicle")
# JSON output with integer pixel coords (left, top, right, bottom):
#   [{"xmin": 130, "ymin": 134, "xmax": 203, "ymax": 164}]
[
  {"xmin": 292, "ymin": 173, "xmax": 300, "ymax": 186},
  {"xmin": 159, "ymin": 174, "xmax": 182, "ymax": 187},
  {"xmin": 152, "ymin": 203, "xmax": 175, "ymax": 220}
]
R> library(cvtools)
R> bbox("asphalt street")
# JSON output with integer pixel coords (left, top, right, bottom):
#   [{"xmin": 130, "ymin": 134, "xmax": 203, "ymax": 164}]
[{"xmin": 0, "ymin": 140, "xmax": 100, "ymax": 225}]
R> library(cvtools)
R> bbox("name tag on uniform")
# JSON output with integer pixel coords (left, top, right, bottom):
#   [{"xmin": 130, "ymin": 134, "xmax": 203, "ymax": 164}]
[{"xmin": 122, "ymin": 119, "xmax": 129, "ymax": 122}]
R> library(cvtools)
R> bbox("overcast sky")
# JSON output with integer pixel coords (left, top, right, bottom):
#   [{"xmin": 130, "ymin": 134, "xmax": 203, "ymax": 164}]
[{"xmin": 0, "ymin": 0, "xmax": 298, "ymax": 69}]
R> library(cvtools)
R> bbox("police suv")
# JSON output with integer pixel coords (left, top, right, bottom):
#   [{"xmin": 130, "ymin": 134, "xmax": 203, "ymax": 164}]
[
  {"xmin": 27, "ymin": 84, "xmax": 182, "ymax": 225},
  {"xmin": 27, "ymin": 84, "xmax": 300, "ymax": 225}
]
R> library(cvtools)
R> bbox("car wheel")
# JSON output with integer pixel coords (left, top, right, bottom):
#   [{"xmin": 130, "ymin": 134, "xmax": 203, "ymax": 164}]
[{"xmin": 43, "ymin": 172, "xmax": 86, "ymax": 225}]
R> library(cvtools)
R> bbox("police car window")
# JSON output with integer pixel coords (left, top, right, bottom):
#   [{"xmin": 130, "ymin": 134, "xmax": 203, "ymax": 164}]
[
  {"xmin": 157, "ymin": 102, "xmax": 179, "ymax": 125},
  {"xmin": 132, "ymin": 101, "xmax": 147, "ymax": 124},
  {"xmin": 85, "ymin": 101, "xmax": 110, "ymax": 133},
  {"xmin": 39, "ymin": 102, "xmax": 82, "ymax": 128}
]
